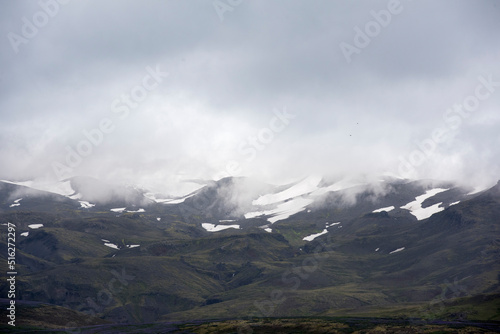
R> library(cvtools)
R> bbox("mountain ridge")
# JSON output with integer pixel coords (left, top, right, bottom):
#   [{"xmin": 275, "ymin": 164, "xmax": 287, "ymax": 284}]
[{"xmin": 0, "ymin": 174, "xmax": 498, "ymax": 329}]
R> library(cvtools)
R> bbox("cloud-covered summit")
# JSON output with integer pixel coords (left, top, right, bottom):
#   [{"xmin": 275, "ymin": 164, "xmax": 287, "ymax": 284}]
[{"xmin": 1, "ymin": 0, "xmax": 499, "ymax": 193}]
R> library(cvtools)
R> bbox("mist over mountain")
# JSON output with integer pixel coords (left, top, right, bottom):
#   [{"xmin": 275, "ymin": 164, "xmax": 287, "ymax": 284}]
[
  {"xmin": 1, "ymin": 1, "xmax": 499, "ymax": 194},
  {"xmin": 1, "ymin": 0, "xmax": 500, "ymax": 331}
]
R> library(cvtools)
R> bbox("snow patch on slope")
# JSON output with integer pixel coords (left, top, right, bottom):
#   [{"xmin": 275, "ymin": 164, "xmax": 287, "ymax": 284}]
[
  {"xmin": 303, "ymin": 229, "xmax": 328, "ymax": 241},
  {"xmin": 110, "ymin": 207, "xmax": 126, "ymax": 213},
  {"xmin": 162, "ymin": 193, "xmax": 197, "ymax": 204},
  {"xmin": 127, "ymin": 208, "xmax": 145, "ymax": 213},
  {"xmin": 467, "ymin": 186, "xmax": 488, "ymax": 195},
  {"xmin": 245, "ymin": 197, "xmax": 314, "ymax": 224},
  {"xmin": 104, "ymin": 242, "xmax": 120, "ymax": 250},
  {"xmin": 245, "ymin": 176, "xmax": 367, "ymax": 224},
  {"xmin": 1, "ymin": 179, "xmax": 75, "ymax": 197},
  {"xmin": 144, "ymin": 191, "xmax": 198, "ymax": 204},
  {"xmin": 302, "ymin": 222, "xmax": 340, "ymax": 242},
  {"xmin": 400, "ymin": 188, "xmax": 448, "ymax": 220},
  {"xmin": 253, "ymin": 175, "xmax": 322, "ymax": 206},
  {"xmin": 310, "ymin": 178, "xmax": 363, "ymax": 197},
  {"xmin": 79, "ymin": 201, "xmax": 95, "ymax": 209},
  {"xmin": 389, "ymin": 247, "xmax": 405, "ymax": 254},
  {"xmin": 373, "ymin": 205, "xmax": 395, "ymax": 213},
  {"xmin": 28, "ymin": 224, "xmax": 43, "ymax": 229},
  {"xmin": 9, "ymin": 198, "xmax": 22, "ymax": 207},
  {"xmin": 110, "ymin": 207, "xmax": 145, "ymax": 213},
  {"xmin": 202, "ymin": 223, "xmax": 240, "ymax": 232}
]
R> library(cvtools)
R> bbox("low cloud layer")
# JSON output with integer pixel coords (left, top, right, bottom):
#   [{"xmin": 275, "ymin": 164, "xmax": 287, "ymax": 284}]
[{"xmin": 1, "ymin": 0, "xmax": 499, "ymax": 194}]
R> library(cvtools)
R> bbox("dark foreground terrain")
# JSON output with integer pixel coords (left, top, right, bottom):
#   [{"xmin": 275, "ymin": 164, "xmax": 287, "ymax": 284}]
[{"xmin": 1, "ymin": 314, "xmax": 500, "ymax": 333}]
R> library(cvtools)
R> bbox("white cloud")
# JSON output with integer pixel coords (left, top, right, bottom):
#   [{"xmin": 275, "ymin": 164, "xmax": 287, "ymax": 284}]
[{"xmin": 0, "ymin": 1, "xmax": 499, "ymax": 191}]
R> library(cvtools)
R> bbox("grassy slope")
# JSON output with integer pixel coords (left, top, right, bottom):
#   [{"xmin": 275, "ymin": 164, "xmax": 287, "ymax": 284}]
[{"xmin": 0, "ymin": 186, "xmax": 499, "ymax": 328}]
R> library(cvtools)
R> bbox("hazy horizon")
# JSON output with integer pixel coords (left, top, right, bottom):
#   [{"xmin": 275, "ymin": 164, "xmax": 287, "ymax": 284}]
[{"xmin": 1, "ymin": 0, "xmax": 499, "ymax": 194}]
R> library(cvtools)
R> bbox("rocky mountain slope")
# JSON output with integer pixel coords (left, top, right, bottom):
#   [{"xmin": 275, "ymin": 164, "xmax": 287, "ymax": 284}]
[{"xmin": 0, "ymin": 176, "xmax": 499, "ymax": 329}]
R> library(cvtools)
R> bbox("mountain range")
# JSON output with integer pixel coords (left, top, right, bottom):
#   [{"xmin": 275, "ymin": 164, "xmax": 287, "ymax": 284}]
[{"xmin": 0, "ymin": 175, "xmax": 499, "ymax": 331}]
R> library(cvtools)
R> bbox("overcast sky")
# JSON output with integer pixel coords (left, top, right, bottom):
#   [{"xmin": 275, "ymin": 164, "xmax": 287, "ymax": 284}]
[{"xmin": 1, "ymin": 0, "xmax": 499, "ymax": 194}]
